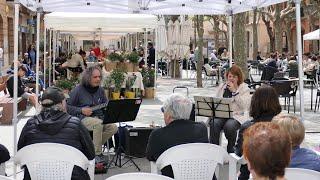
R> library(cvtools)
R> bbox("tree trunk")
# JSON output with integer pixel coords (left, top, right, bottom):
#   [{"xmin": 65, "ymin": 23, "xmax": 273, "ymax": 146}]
[
  {"xmin": 234, "ymin": 13, "xmax": 248, "ymax": 78},
  {"xmin": 262, "ymin": 13, "xmax": 275, "ymax": 52},
  {"xmin": 194, "ymin": 18, "xmax": 197, "ymax": 50},
  {"xmin": 196, "ymin": 15, "xmax": 204, "ymax": 88},
  {"xmin": 252, "ymin": 9, "xmax": 258, "ymax": 60},
  {"xmin": 274, "ymin": 4, "xmax": 283, "ymax": 53},
  {"xmin": 285, "ymin": 20, "xmax": 293, "ymax": 54},
  {"xmin": 213, "ymin": 18, "xmax": 220, "ymax": 48}
]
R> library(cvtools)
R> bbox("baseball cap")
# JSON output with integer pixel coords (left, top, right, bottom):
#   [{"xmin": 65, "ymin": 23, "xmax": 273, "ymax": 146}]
[{"xmin": 40, "ymin": 87, "xmax": 66, "ymax": 107}]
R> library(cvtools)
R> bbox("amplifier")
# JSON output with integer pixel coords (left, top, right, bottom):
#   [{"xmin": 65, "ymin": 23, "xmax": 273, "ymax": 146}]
[{"xmin": 124, "ymin": 127, "xmax": 156, "ymax": 158}]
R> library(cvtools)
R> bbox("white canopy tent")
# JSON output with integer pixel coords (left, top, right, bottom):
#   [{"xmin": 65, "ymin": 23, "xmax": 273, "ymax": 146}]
[
  {"xmin": 11, "ymin": 0, "xmax": 305, "ymax": 178},
  {"xmin": 303, "ymin": 29, "xmax": 320, "ymax": 40}
]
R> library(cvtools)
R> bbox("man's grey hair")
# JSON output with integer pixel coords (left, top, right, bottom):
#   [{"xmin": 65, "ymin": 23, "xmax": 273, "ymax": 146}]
[
  {"xmin": 81, "ymin": 65, "xmax": 102, "ymax": 86},
  {"xmin": 162, "ymin": 94, "xmax": 192, "ymax": 120}
]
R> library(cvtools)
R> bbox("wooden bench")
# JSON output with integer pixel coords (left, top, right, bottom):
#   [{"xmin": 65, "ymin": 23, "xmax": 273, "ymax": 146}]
[{"xmin": 0, "ymin": 75, "xmax": 27, "ymax": 125}]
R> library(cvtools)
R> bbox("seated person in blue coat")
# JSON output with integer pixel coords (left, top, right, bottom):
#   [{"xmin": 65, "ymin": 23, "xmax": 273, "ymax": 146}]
[
  {"xmin": 273, "ymin": 114, "xmax": 320, "ymax": 172},
  {"xmin": 146, "ymin": 94, "xmax": 209, "ymax": 178}
]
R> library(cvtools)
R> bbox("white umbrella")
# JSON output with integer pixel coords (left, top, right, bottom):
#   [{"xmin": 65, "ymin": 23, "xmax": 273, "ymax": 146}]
[
  {"xmin": 303, "ymin": 29, "xmax": 320, "ymax": 41},
  {"xmin": 167, "ymin": 20, "xmax": 174, "ymax": 56},
  {"xmin": 173, "ymin": 19, "xmax": 181, "ymax": 58},
  {"xmin": 180, "ymin": 17, "xmax": 192, "ymax": 59},
  {"xmin": 156, "ymin": 16, "xmax": 168, "ymax": 54}
]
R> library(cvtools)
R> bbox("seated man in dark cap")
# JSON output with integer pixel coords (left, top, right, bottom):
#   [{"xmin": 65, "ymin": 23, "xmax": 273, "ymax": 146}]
[{"xmin": 18, "ymin": 87, "xmax": 95, "ymax": 180}]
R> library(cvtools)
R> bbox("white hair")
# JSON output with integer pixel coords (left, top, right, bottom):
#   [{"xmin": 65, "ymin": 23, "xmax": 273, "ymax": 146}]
[{"xmin": 162, "ymin": 94, "xmax": 192, "ymax": 120}]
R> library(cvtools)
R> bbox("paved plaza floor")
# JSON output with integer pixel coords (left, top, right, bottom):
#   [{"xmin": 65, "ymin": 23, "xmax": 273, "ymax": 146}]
[{"xmin": 0, "ymin": 71, "xmax": 319, "ymax": 179}]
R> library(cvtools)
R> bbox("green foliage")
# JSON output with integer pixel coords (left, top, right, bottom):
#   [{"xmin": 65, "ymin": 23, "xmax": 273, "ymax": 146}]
[
  {"xmin": 126, "ymin": 52, "xmax": 139, "ymax": 64},
  {"xmin": 55, "ymin": 78, "xmax": 78, "ymax": 91},
  {"xmin": 141, "ymin": 67, "xmax": 155, "ymax": 88},
  {"xmin": 108, "ymin": 52, "xmax": 124, "ymax": 62},
  {"xmin": 126, "ymin": 75, "xmax": 137, "ymax": 90},
  {"xmin": 103, "ymin": 76, "xmax": 112, "ymax": 89},
  {"xmin": 110, "ymin": 68, "xmax": 125, "ymax": 92}
]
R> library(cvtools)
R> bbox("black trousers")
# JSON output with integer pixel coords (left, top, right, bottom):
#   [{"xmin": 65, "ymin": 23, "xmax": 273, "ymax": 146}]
[{"xmin": 210, "ymin": 118, "xmax": 241, "ymax": 153}]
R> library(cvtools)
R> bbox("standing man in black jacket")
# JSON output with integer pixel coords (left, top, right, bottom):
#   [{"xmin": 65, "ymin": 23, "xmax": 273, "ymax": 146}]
[
  {"xmin": 146, "ymin": 94, "xmax": 209, "ymax": 178},
  {"xmin": 147, "ymin": 42, "xmax": 155, "ymax": 67},
  {"xmin": 18, "ymin": 87, "xmax": 95, "ymax": 180}
]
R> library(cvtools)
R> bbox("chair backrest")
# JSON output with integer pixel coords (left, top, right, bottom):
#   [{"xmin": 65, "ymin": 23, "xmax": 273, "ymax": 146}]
[
  {"xmin": 270, "ymin": 80, "xmax": 293, "ymax": 96},
  {"xmin": 0, "ymin": 175, "xmax": 12, "ymax": 180},
  {"xmin": 285, "ymin": 168, "xmax": 320, "ymax": 180},
  {"xmin": 203, "ymin": 64, "xmax": 213, "ymax": 76},
  {"xmin": 14, "ymin": 143, "xmax": 90, "ymax": 180},
  {"xmin": 106, "ymin": 173, "xmax": 174, "ymax": 180},
  {"xmin": 261, "ymin": 65, "xmax": 278, "ymax": 81},
  {"xmin": 155, "ymin": 143, "xmax": 229, "ymax": 180}
]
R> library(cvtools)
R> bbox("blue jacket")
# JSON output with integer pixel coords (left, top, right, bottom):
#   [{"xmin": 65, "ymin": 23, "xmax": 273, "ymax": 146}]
[{"xmin": 289, "ymin": 146, "xmax": 320, "ymax": 172}]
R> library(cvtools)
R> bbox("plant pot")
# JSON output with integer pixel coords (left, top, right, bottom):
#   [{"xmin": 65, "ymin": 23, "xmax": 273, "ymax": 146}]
[
  {"xmin": 105, "ymin": 61, "xmax": 117, "ymax": 72},
  {"xmin": 125, "ymin": 62, "xmax": 134, "ymax": 72},
  {"xmin": 133, "ymin": 64, "xmax": 139, "ymax": 72},
  {"xmin": 144, "ymin": 87, "xmax": 155, "ymax": 99},
  {"xmin": 117, "ymin": 62, "xmax": 127, "ymax": 72},
  {"xmin": 125, "ymin": 91, "xmax": 135, "ymax": 99},
  {"xmin": 112, "ymin": 92, "xmax": 121, "ymax": 100}
]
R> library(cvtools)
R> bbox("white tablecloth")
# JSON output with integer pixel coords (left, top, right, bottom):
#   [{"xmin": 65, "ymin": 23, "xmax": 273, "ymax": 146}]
[{"xmin": 102, "ymin": 69, "xmax": 144, "ymax": 90}]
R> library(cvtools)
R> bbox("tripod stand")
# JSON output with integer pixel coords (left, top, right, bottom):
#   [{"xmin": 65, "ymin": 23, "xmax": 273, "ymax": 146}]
[
  {"xmin": 102, "ymin": 99, "xmax": 142, "ymax": 171},
  {"xmin": 109, "ymin": 123, "xmax": 141, "ymax": 170}
]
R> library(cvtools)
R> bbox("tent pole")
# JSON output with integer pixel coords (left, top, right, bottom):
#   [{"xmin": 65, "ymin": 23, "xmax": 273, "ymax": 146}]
[
  {"xmin": 154, "ymin": 28, "xmax": 158, "ymax": 90},
  {"xmin": 295, "ymin": 0, "xmax": 305, "ymax": 119},
  {"xmin": 144, "ymin": 28, "xmax": 148, "ymax": 65},
  {"xmin": 136, "ymin": 32, "xmax": 139, "ymax": 48},
  {"xmin": 53, "ymin": 31, "xmax": 56, "ymax": 82},
  {"xmin": 43, "ymin": 27, "xmax": 46, "ymax": 89},
  {"xmin": 228, "ymin": 14, "xmax": 233, "ymax": 68},
  {"xmin": 49, "ymin": 29, "xmax": 52, "ymax": 86},
  {"xmin": 13, "ymin": 2, "xmax": 19, "ymax": 179},
  {"xmin": 35, "ymin": 10, "xmax": 40, "ymax": 97}
]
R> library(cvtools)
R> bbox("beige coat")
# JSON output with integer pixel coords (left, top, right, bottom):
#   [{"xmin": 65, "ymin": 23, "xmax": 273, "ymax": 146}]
[{"xmin": 216, "ymin": 82, "xmax": 251, "ymax": 124}]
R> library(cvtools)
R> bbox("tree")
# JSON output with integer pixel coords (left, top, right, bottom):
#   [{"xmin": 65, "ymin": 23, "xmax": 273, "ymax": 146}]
[
  {"xmin": 233, "ymin": 12, "xmax": 248, "ymax": 78},
  {"xmin": 252, "ymin": 9, "xmax": 260, "ymax": 60},
  {"xmin": 195, "ymin": 15, "xmax": 204, "ymax": 88},
  {"xmin": 206, "ymin": 15, "xmax": 228, "ymax": 48}
]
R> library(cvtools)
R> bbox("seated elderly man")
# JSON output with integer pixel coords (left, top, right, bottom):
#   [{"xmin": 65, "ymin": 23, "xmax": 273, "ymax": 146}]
[
  {"xmin": 18, "ymin": 87, "xmax": 95, "ymax": 180},
  {"xmin": 146, "ymin": 94, "xmax": 208, "ymax": 178}
]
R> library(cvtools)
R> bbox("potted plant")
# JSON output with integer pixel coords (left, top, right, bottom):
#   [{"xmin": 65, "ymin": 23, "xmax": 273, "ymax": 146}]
[
  {"xmin": 125, "ymin": 52, "xmax": 139, "ymax": 72},
  {"xmin": 110, "ymin": 68, "xmax": 125, "ymax": 100},
  {"xmin": 103, "ymin": 76, "xmax": 112, "ymax": 98},
  {"xmin": 125, "ymin": 74, "xmax": 137, "ymax": 99},
  {"xmin": 141, "ymin": 67, "xmax": 155, "ymax": 99},
  {"xmin": 105, "ymin": 52, "xmax": 124, "ymax": 72}
]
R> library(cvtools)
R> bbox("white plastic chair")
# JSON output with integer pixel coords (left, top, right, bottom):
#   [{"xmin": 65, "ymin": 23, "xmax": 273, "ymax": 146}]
[
  {"xmin": 14, "ymin": 143, "xmax": 95, "ymax": 180},
  {"xmin": 0, "ymin": 175, "xmax": 12, "ymax": 180},
  {"xmin": 106, "ymin": 172, "xmax": 174, "ymax": 180},
  {"xmin": 285, "ymin": 168, "xmax": 320, "ymax": 180},
  {"xmin": 203, "ymin": 64, "xmax": 218, "ymax": 85},
  {"xmin": 0, "ymin": 163, "xmax": 5, "ymax": 176},
  {"xmin": 150, "ymin": 143, "xmax": 237, "ymax": 180}
]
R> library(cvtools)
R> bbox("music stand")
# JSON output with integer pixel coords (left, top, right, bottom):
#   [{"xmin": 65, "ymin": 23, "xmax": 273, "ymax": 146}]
[
  {"xmin": 194, "ymin": 96, "xmax": 233, "ymax": 143},
  {"xmin": 102, "ymin": 98, "xmax": 142, "ymax": 171}
]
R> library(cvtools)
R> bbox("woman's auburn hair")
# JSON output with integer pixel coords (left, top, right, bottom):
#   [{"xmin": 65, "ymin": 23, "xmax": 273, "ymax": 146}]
[
  {"xmin": 243, "ymin": 122, "xmax": 291, "ymax": 179},
  {"xmin": 226, "ymin": 65, "xmax": 244, "ymax": 86}
]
